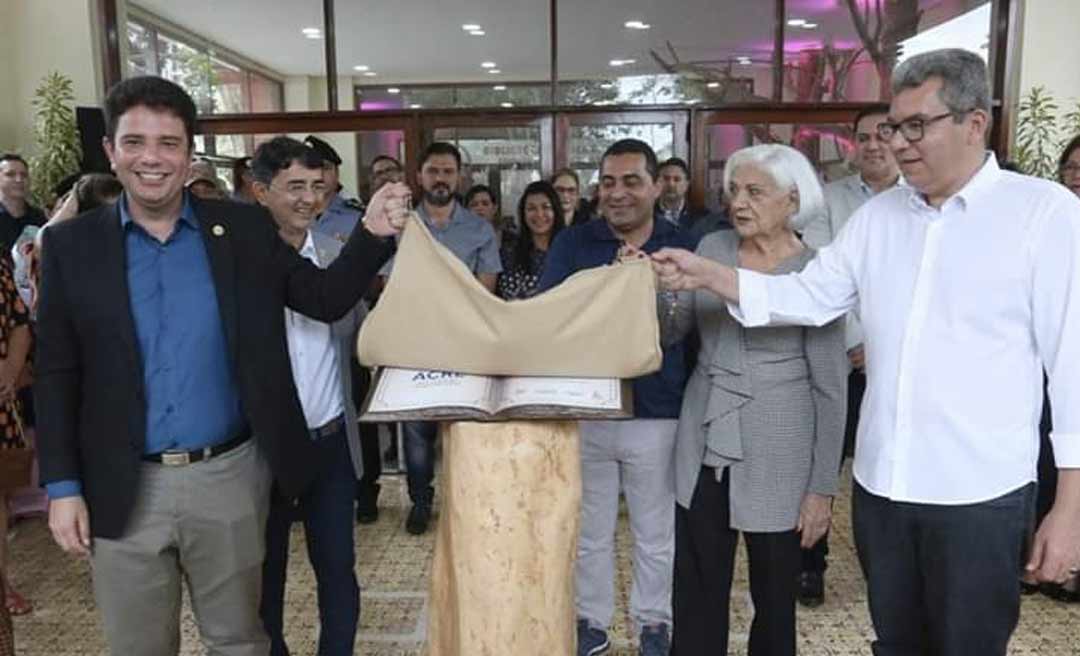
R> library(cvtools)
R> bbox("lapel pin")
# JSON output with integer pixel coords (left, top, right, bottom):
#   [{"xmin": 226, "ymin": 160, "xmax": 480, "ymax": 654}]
[{"xmin": 212, "ymin": 224, "xmax": 226, "ymax": 237}]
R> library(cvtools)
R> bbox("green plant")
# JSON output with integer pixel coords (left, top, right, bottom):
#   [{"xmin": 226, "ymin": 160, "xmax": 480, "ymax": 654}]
[
  {"xmin": 1061, "ymin": 100, "xmax": 1080, "ymax": 145},
  {"xmin": 1015, "ymin": 86, "xmax": 1059, "ymax": 179},
  {"xmin": 29, "ymin": 72, "xmax": 82, "ymax": 207}
]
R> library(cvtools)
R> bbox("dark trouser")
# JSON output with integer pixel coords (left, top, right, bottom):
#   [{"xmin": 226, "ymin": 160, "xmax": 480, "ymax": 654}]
[
  {"xmin": 356, "ymin": 420, "xmax": 383, "ymax": 496},
  {"xmin": 852, "ymin": 482, "xmax": 1035, "ymax": 656},
  {"xmin": 403, "ymin": 420, "xmax": 438, "ymax": 506},
  {"xmin": 260, "ymin": 425, "xmax": 359, "ymax": 656},
  {"xmin": 1035, "ymin": 380, "xmax": 1056, "ymax": 523},
  {"xmin": 350, "ymin": 364, "xmax": 382, "ymax": 498},
  {"xmin": 672, "ymin": 467, "xmax": 800, "ymax": 656},
  {"xmin": 802, "ymin": 369, "xmax": 865, "ymax": 574}
]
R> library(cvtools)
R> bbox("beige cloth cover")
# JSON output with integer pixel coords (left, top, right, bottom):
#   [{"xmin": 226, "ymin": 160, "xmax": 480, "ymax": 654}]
[
  {"xmin": 357, "ymin": 214, "xmax": 662, "ymax": 377},
  {"xmin": 427, "ymin": 420, "xmax": 581, "ymax": 655}
]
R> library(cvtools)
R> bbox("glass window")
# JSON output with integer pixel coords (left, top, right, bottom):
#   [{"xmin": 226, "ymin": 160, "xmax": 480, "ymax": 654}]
[
  {"xmin": 123, "ymin": 4, "xmax": 289, "ymax": 114},
  {"xmin": 569, "ymin": 122, "xmax": 677, "ymax": 191},
  {"xmin": 156, "ymin": 32, "xmax": 214, "ymax": 113},
  {"xmin": 433, "ymin": 126, "xmax": 544, "ymax": 227},
  {"xmin": 704, "ymin": 121, "xmax": 854, "ymax": 210},
  {"xmin": 781, "ymin": 0, "xmax": 992, "ymax": 102},
  {"xmin": 126, "ymin": 20, "xmax": 156, "ymax": 77},
  {"xmin": 337, "ymin": 0, "xmax": 550, "ymax": 109},
  {"xmin": 557, "ymin": 0, "xmax": 777, "ymax": 106},
  {"xmin": 354, "ymin": 83, "xmax": 551, "ymax": 111}
]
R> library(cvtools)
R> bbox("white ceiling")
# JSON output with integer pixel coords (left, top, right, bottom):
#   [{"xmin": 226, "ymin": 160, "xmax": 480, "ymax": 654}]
[{"xmin": 129, "ymin": 0, "xmax": 982, "ymax": 84}]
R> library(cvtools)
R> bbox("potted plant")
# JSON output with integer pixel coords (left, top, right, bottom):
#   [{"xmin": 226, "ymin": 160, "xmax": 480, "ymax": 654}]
[
  {"xmin": 29, "ymin": 71, "xmax": 82, "ymax": 208},
  {"xmin": 1015, "ymin": 85, "xmax": 1080, "ymax": 179}
]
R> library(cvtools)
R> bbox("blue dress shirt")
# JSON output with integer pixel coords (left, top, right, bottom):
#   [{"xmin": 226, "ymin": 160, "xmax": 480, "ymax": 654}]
[
  {"xmin": 537, "ymin": 218, "xmax": 694, "ymax": 419},
  {"xmin": 46, "ymin": 194, "xmax": 245, "ymax": 499}
]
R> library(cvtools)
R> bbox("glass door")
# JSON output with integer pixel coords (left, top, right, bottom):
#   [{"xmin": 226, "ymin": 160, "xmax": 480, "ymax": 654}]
[
  {"xmin": 423, "ymin": 115, "xmax": 553, "ymax": 229},
  {"xmin": 555, "ymin": 110, "xmax": 689, "ymax": 202}
]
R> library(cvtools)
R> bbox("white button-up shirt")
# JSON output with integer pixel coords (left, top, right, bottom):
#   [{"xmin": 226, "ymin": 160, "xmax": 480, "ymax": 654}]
[
  {"xmin": 285, "ymin": 231, "xmax": 345, "ymax": 430},
  {"xmin": 802, "ymin": 173, "xmax": 906, "ymax": 354},
  {"xmin": 734, "ymin": 156, "xmax": 1080, "ymax": 504}
]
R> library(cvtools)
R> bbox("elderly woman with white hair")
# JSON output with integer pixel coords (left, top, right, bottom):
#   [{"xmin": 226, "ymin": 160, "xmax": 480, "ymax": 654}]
[{"xmin": 660, "ymin": 143, "xmax": 846, "ymax": 655}]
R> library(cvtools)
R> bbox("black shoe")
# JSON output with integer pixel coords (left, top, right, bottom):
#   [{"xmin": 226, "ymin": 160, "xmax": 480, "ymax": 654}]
[
  {"xmin": 796, "ymin": 571, "xmax": 825, "ymax": 607},
  {"xmin": 356, "ymin": 484, "xmax": 380, "ymax": 525},
  {"xmin": 383, "ymin": 444, "xmax": 399, "ymax": 468},
  {"xmin": 405, "ymin": 503, "xmax": 432, "ymax": 535},
  {"xmin": 1040, "ymin": 582, "xmax": 1080, "ymax": 603}
]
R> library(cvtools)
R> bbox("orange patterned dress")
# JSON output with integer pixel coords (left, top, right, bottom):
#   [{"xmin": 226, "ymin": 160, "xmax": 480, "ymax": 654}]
[{"xmin": 0, "ymin": 254, "xmax": 30, "ymax": 480}]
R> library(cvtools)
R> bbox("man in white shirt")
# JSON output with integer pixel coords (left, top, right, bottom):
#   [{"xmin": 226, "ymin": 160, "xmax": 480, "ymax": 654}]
[
  {"xmin": 652, "ymin": 48, "xmax": 1080, "ymax": 656},
  {"xmin": 797, "ymin": 103, "xmax": 903, "ymax": 607},
  {"xmin": 252, "ymin": 137, "xmax": 369, "ymax": 656}
]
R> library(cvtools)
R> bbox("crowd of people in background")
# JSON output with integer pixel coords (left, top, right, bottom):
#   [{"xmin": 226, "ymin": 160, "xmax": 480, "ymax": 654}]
[{"xmin": 0, "ymin": 46, "xmax": 1076, "ymax": 656}]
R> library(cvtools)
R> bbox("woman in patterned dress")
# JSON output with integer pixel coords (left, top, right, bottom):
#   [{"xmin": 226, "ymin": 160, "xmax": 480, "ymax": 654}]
[
  {"xmin": 496, "ymin": 181, "xmax": 564, "ymax": 300},
  {"xmin": 0, "ymin": 250, "xmax": 32, "ymax": 646}
]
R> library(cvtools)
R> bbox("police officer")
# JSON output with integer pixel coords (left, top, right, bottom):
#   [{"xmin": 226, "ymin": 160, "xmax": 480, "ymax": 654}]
[{"xmin": 305, "ymin": 135, "xmax": 365, "ymax": 243}]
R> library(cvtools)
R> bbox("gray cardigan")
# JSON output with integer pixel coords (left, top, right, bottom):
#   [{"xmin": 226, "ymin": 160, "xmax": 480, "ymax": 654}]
[
  {"xmin": 662, "ymin": 230, "xmax": 847, "ymax": 532},
  {"xmin": 312, "ymin": 230, "xmax": 367, "ymax": 480}
]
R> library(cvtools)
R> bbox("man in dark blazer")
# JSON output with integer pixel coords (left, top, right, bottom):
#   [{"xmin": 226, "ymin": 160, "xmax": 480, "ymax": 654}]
[{"xmin": 35, "ymin": 76, "xmax": 409, "ymax": 655}]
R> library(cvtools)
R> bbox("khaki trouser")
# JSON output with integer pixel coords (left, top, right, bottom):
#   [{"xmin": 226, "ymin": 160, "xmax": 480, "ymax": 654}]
[{"xmin": 90, "ymin": 440, "xmax": 272, "ymax": 656}]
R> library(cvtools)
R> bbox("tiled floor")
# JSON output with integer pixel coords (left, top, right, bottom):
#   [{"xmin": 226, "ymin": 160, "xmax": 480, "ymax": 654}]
[{"xmin": 8, "ymin": 466, "xmax": 1080, "ymax": 654}]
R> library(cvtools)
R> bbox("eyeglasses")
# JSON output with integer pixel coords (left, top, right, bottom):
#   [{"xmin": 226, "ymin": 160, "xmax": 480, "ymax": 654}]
[
  {"xmin": 876, "ymin": 110, "xmax": 971, "ymax": 143},
  {"xmin": 269, "ymin": 181, "xmax": 327, "ymax": 198},
  {"xmin": 1061, "ymin": 163, "xmax": 1080, "ymax": 177}
]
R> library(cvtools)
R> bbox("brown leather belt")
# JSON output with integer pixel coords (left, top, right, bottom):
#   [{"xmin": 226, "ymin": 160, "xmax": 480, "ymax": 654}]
[{"xmin": 309, "ymin": 414, "xmax": 345, "ymax": 440}]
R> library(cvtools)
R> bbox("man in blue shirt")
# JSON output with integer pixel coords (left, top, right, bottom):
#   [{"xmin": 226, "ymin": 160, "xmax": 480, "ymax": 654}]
[
  {"xmin": 36, "ymin": 76, "xmax": 408, "ymax": 655},
  {"xmin": 538, "ymin": 139, "xmax": 692, "ymax": 656}
]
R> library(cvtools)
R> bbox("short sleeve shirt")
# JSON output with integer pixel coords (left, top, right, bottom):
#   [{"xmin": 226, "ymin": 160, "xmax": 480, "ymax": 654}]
[{"xmin": 381, "ymin": 202, "xmax": 502, "ymax": 276}]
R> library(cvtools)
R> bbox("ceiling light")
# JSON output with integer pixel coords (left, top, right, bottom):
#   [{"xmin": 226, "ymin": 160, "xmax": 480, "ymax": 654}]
[
  {"xmin": 387, "ymin": 87, "xmax": 400, "ymax": 94},
  {"xmin": 802, "ymin": 22, "xmax": 818, "ymax": 28},
  {"xmin": 363, "ymin": 71, "xmax": 377, "ymax": 77},
  {"xmin": 462, "ymin": 24, "xmax": 481, "ymax": 31},
  {"xmin": 481, "ymin": 62, "xmax": 497, "ymax": 68},
  {"xmin": 500, "ymin": 102, "xmax": 514, "ymax": 108},
  {"xmin": 353, "ymin": 65, "xmax": 370, "ymax": 72},
  {"xmin": 609, "ymin": 59, "xmax": 637, "ymax": 67},
  {"xmin": 301, "ymin": 27, "xmax": 321, "ymax": 35},
  {"xmin": 493, "ymin": 85, "xmax": 507, "ymax": 91},
  {"xmin": 624, "ymin": 20, "xmax": 651, "ymax": 30},
  {"xmin": 469, "ymin": 30, "xmax": 486, "ymax": 36},
  {"xmin": 706, "ymin": 81, "xmax": 720, "ymax": 88},
  {"xmin": 736, "ymin": 56, "xmax": 751, "ymax": 65},
  {"xmin": 409, "ymin": 104, "xmax": 422, "ymax": 109},
  {"xmin": 787, "ymin": 18, "xmax": 807, "ymax": 27},
  {"xmin": 488, "ymin": 69, "xmax": 501, "ymax": 74}
]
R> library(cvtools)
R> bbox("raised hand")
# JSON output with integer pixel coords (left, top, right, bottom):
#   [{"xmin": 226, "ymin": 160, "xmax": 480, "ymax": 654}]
[
  {"xmin": 650, "ymin": 247, "xmax": 724, "ymax": 292},
  {"xmin": 363, "ymin": 181, "xmax": 412, "ymax": 237}
]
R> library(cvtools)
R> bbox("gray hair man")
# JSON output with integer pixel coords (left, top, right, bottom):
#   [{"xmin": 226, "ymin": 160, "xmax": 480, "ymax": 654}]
[{"xmin": 651, "ymin": 48, "xmax": 1080, "ymax": 656}]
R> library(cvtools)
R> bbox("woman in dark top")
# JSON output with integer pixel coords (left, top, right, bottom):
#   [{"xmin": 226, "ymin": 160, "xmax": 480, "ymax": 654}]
[{"xmin": 496, "ymin": 181, "xmax": 563, "ymax": 300}]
